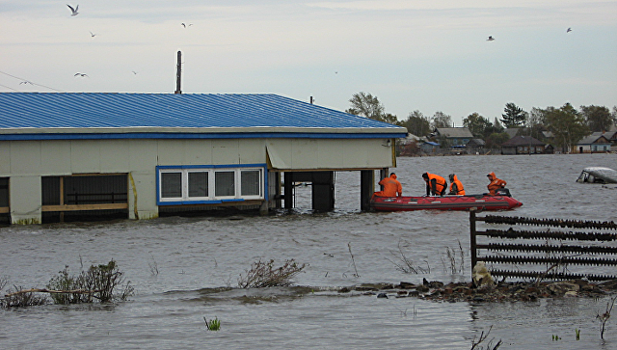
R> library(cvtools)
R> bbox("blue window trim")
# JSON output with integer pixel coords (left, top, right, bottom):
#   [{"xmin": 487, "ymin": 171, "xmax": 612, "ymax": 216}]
[{"xmin": 156, "ymin": 163, "xmax": 268, "ymax": 206}]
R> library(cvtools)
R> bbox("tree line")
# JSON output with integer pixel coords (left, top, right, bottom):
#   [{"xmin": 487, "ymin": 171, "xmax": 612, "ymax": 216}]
[{"xmin": 346, "ymin": 92, "xmax": 617, "ymax": 151}]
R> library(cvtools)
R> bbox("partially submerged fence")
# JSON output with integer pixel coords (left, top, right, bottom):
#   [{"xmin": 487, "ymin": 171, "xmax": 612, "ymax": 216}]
[{"xmin": 470, "ymin": 211, "xmax": 617, "ymax": 281}]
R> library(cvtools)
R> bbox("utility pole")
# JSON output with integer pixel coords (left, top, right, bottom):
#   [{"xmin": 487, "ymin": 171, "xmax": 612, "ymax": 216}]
[{"xmin": 174, "ymin": 51, "xmax": 182, "ymax": 94}]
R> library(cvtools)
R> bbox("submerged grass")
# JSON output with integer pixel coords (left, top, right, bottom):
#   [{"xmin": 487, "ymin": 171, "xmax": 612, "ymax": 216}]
[{"xmin": 204, "ymin": 316, "xmax": 221, "ymax": 331}]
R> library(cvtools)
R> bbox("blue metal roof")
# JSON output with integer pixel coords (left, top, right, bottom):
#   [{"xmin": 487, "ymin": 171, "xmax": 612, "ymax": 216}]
[{"xmin": 0, "ymin": 93, "xmax": 407, "ymax": 140}]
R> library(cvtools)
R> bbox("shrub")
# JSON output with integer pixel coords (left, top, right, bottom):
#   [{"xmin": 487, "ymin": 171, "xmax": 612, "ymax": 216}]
[
  {"xmin": 238, "ymin": 259, "xmax": 306, "ymax": 288},
  {"xmin": 46, "ymin": 260, "xmax": 134, "ymax": 304}
]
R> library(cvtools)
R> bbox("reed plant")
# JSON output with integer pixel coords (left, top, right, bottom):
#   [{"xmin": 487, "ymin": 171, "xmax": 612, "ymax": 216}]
[
  {"xmin": 388, "ymin": 240, "xmax": 430, "ymax": 274},
  {"xmin": 598, "ymin": 295, "xmax": 617, "ymax": 340},
  {"xmin": 204, "ymin": 316, "xmax": 221, "ymax": 331}
]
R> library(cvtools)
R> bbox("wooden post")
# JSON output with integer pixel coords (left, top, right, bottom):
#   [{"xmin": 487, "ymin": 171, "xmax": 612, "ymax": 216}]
[
  {"xmin": 59, "ymin": 177, "xmax": 65, "ymax": 222},
  {"xmin": 360, "ymin": 170, "xmax": 374, "ymax": 211},
  {"xmin": 174, "ymin": 51, "xmax": 182, "ymax": 94},
  {"xmin": 284, "ymin": 172, "xmax": 293, "ymax": 210},
  {"xmin": 470, "ymin": 210, "xmax": 477, "ymax": 273}
]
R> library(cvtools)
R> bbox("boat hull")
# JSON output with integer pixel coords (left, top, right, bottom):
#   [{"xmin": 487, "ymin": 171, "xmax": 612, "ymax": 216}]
[{"xmin": 370, "ymin": 194, "xmax": 522, "ymax": 212}]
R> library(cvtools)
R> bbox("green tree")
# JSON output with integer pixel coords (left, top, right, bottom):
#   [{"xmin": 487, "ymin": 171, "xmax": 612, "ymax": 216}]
[
  {"xmin": 527, "ymin": 107, "xmax": 547, "ymax": 140},
  {"xmin": 382, "ymin": 113, "xmax": 400, "ymax": 125},
  {"xmin": 346, "ymin": 92, "xmax": 385, "ymax": 121},
  {"xmin": 485, "ymin": 132, "xmax": 510, "ymax": 150},
  {"xmin": 581, "ymin": 105, "xmax": 615, "ymax": 132},
  {"xmin": 431, "ymin": 111, "xmax": 452, "ymax": 129},
  {"xmin": 403, "ymin": 110, "xmax": 431, "ymax": 136},
  {"xmin": 543, "ymin": 103, "xmax": 589, "ymax": 153},
  {"xmin": 463, "ymin": 112, "xmax": 493, "ymax": 138},
  {"xmin": 493, "ymin": 117, "xmax": 504, "ymax": 133},
  {"xmin": 501, "ymin": 103, "xmax": 527, "ymax": 127}
]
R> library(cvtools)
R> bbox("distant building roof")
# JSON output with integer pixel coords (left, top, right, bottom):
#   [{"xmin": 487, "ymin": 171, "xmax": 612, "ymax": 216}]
[
  {"xmin": 577, "ymin": 134, "xmax": 611, "ymax": 145},
  {"xmin": 467, "ymin": 139, "xmax": 485, "ymax": 146},
  {"xmin": 542, "ymin": 130, "xmax": 554, "ymax": 138},
  {"xmin": 501, "ymin": 135, "xmax": 544, "ymax": 147},
  {"xmin": 0, "ymin": 92, "xmax": 407, "ymax": 141},
  {"xmin": 434, "ymin": 127, "xmax": 473, "ymax": 138},
  {"xmin": 590, "ymin": 131, "xmax": 617, "ymax": 141}
]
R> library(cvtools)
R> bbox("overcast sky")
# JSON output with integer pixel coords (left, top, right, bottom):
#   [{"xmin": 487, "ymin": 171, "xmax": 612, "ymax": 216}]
[{"xmin": 1, "ymin": 0, "xmax": 616, "ymax": 126}]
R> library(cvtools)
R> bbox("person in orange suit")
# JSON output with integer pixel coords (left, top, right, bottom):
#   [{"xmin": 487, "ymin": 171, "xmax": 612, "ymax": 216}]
[
  {"xmin": 487, "ymin": 172, "xmax": 507, "ymax": 195},
  {"xmin": 422, "ymin": 172, "xmax": 447, "ymax": 196},
  {"xmin": 375, "ymin": 172, "xmax": 402, "ymax": 197},
  {"xmin": 448, "ymin": 174, "xmax": 465, "ymax": 195}
]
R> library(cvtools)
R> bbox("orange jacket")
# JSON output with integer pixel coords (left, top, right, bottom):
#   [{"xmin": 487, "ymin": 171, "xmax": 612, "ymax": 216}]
[
  {"xmin": 487, "ymin": 172, "xmax": 507, "ymax": 195},
  {"xmin": 425, "ymin": 172, "xmax": 447, "ymax": 196},
  {"xmin": 449, "ymin": 175, "xmax": 466, "ymax": 195},
  {"xmin": 378, "ymin": 174, "xmax": 402, "ymax": 197}
]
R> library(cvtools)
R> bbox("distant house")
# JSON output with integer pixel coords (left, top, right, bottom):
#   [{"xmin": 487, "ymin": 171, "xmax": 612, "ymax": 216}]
[
  {"xmin": 501, "ymin": 135, "xmax": 545, "ymax": 155},
  {"xmin": 466, "ymin": 139, "xmax": 485, "ymax": 154},
  {"xmin": 420, "ymin": 141, "xmax": 440, "ymax": 154},
  {"xmin": 576, "ymin": 133, "xmax": 612, "ymax": 153},
  {"xmin": 432, "ymin": 127, "xmax": 473, "ymax": 150}
]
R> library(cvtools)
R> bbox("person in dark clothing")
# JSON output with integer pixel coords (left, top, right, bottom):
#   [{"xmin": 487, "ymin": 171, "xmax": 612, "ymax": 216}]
[{"xmin": 422, "ymin": 172, "xmax": 447, "ymax": 196}]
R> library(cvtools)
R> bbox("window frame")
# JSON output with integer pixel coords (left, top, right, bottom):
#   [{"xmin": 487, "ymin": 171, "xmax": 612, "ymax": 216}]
[{"xmin": 157, "ymin": 164, "xmax": 266, "ymax": 205}]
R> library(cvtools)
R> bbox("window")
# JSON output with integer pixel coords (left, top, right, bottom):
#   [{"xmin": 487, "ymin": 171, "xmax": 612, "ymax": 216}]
[
  {"xmin": 161, "ymin": 173, "xmax": 182, "ymax": 199},
  {"xmin": 158, "ymin": 165, "xmax": 265, "ymax": 204},
  {"xmin": 188, "ymin": 171, "xmax": 208, "ymax": 198},
  {"xmin": 215, "ymin": 171, "xmax": 235, "ymax": 197},
  {"xmin": 241, "ymin": 170, "xmax": 261, "ymax": 196}
]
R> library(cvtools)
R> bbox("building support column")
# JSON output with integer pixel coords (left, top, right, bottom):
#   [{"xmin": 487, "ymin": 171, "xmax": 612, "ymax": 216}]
[
  {"xmin": 311, "ymin": 171, "xmax": 334, "ymax": 212},
  {"xmin": 360, "ymin": 170, "xmax": 375, "ymax": 211},
  {"xmin": 284, "ymin": 172, "xmax": 293, "ymax": 210}
]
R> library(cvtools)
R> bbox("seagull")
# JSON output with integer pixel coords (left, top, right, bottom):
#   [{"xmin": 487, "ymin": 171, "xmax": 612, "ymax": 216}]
[
  {"xmin": 487, "ymin": 36, "xmax": 495, "ymax": 41},
  {"xmin": 181, "ymin": 23, "xmax": 193, "ymax": 28},
  {"xmin": 89, "ymin": 31, "xmax": 96, "ymax": 38},
  {"xmin": 567, "ymin": 27, "xmax": 572, "ymax": 33},
  {"xmin": 132, "ymin": 71, "xmax": 138, "ymax": 75},
  {"xmin": 67, "ymin": 4, "xmax": 79, "ymax": 16},
  {"xmin": 74, "ymin": 73, "xmax": 88, "ymax": 77},
  {"xmin": 19, "ymin": 81, "xmax": 33, "ymax": 85}
]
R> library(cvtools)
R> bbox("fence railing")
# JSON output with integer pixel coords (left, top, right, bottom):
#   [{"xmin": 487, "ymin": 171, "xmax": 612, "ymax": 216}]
[{"xmin": 470, "ymin": 211, "xmax": 617, "ymax": 282}]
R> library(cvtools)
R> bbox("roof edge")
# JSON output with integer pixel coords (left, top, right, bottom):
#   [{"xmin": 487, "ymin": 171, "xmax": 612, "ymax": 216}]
[{"xmin": 0, "ymin": 126, "xmax": 407, "ymax": 135}]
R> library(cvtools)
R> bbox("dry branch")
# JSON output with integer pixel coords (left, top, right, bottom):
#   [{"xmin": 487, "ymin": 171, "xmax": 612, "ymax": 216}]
[{"xmin": 4, "ymin": 288, "xmax": 101, "ymax": 298}]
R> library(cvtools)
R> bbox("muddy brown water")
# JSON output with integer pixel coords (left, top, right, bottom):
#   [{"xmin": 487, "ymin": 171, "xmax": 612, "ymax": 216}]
[{"xmin": 1, "ymin": 154, "xmax": 617, "ymax": 349}]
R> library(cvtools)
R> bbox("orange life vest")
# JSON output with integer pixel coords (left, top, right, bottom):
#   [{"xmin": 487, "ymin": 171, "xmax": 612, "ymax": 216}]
[
  {"xmin": 426, "ymin": 172, "xmax": 447, "ymax": 195},
  {"xmin": 487, "ymin": 172, "xmax": 507, "ymax": 195},
  {"xmin": 449, "ymin": 175, "xmax": 465, "ymax": 195},
  {"xmin": 377, "ymin": 174, "xmax": 402, "ymax": 197}
]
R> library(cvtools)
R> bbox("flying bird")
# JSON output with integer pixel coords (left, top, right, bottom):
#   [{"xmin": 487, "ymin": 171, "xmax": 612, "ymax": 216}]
[
  {"xmin": 67, "ymin": 4, "xmax": 79, "ymax": 16},
  {"xmin": 89, "ymin": 31, "xmax": 96, "ymax": 38},
  {"xmin": 567, "ymin": 27, "xmax": 572, "ymax": 33},
  {"xmin": 74, "ymin": 73, "xmax": 88, "ymax": 77},
  {"xmin": 132, "ymin": 71, "xmax": 138, "ymax": 75},
  {"xmin": 19, "ymin": 81, "xmax": 33, "ymax": 85},
  {"xmin": 487, "ymin": 36, "xmax": 495, "ymax": 41},
  {"xmin": 181, "ymin": 23, "xmax": 193, "ymax": 28}
]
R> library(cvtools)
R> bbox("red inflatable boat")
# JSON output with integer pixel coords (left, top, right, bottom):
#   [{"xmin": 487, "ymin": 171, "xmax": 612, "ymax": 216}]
[{"xmin": 370, "ymin": 193, "xmax": 522, "ymax": 212}]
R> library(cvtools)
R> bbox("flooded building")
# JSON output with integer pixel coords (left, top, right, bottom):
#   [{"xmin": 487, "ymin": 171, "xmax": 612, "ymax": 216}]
[{"xmin": 0, "ymin": 93, "xmax": 407, "ymax": 224}]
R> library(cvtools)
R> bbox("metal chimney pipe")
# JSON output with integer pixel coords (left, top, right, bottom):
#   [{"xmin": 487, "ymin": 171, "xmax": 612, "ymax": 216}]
[{"xmin": 174, "ymin": 51, "xmax": 182, "ymax": 94}]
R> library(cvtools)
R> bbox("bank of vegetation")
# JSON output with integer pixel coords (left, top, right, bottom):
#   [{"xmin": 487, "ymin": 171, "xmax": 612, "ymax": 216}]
[{"xmin": 346, "ymin": 92, "xmax": 617, "ymax": 155}]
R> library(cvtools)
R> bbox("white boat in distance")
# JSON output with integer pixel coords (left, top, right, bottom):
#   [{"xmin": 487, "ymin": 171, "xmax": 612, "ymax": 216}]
[{"xmin": 576, "ymin": 167, "xmax": 617, "ymax": 184}]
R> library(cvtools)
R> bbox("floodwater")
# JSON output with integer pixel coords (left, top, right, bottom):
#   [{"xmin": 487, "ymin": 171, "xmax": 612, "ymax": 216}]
[{"xmin": 1, "ymin": 153, "xmax": 617, "ymax": 350}]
